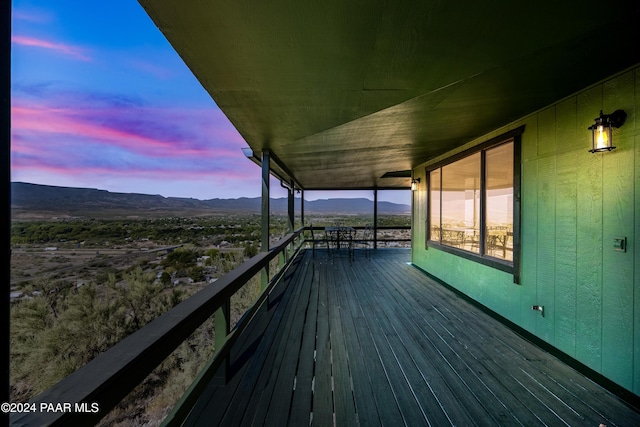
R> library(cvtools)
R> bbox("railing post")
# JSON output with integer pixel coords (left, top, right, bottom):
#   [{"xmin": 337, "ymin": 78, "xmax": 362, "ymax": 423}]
[
  {"xmin": 279, "ymin": 250, "xmax": 286, "ymax": 269},
  {"xmin": 213, "ymin": 299, "xmax": 230, "ymax": 384},
  {"xmin": 214, "ymin": 299, "xmax": 230, "ymax": 349}
]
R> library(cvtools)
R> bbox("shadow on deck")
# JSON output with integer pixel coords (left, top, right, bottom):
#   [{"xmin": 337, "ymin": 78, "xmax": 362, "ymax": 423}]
[{"xmin": 179, "ymin": 249, "xmax": 640, "ymax": 426}]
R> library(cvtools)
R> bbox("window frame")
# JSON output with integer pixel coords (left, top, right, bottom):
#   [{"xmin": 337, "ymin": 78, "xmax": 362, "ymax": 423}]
[{"xmin": 426, "ymin": 126, "xmax": 523, "ymax": 283}]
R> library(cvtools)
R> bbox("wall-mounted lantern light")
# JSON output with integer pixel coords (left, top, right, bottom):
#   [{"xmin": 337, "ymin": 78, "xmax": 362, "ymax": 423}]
[
  {"xmin": 411, "ymin": 177, "xmax": 420, "ymax": 191},
  {"xmin": 588, "ymin": 109, "xmax": 627, "ymax": 153}
]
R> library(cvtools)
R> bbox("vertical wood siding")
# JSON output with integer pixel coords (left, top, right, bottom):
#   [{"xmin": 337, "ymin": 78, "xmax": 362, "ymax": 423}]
[
  {"xmin": 575, "ymin": 85, "xmax": 604, "ymax": 372},
  {"xmin": 413, "ymin": 65, "xmax": 640, "ymax": 396}
]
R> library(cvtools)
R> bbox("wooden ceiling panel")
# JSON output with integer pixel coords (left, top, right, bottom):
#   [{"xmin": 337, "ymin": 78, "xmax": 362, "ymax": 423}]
[{"xmin": 138, "ymin": 0, "xmax": 640, "ymax": 190}]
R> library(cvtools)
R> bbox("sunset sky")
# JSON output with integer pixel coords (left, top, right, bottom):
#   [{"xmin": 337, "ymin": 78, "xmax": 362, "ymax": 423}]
[{"xmin": 10, "ymin": 1, "xmax": 408, "ymax": 204}]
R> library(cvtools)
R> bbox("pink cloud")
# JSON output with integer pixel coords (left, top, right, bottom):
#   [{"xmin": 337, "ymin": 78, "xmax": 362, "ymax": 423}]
[
  {"xmin": 11, "ymin": 96, "xmax": 250, "ymax": 186},
  {"xmin": 11, "ymin": 103, "xmax": 241, "ymax": 159},
  {"xmin": 12, "ymin": 160, "xmax": 253, "ymax": 189},
  {"xmin": 11, "ymin": 35, "xmax": 91, "ymax": 61},
  {"xmin": 12, "ymin": 104, "xmax": 168, "ymax": 148}
]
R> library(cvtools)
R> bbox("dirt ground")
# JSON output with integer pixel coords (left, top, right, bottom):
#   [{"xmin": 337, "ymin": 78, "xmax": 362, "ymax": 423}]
[{"xmin": 10, "ymin": 242, "xmax": 166, "ymax": 299}]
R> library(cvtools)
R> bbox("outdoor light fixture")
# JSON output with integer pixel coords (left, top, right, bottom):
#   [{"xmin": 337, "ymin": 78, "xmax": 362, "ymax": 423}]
[
  {"xmin": 411, "ymin": 177, "xmax": 420, "ymax": 191},
  {"xmin": 588, "ymin": 109, "xmax": 627, "ymax": 153}
]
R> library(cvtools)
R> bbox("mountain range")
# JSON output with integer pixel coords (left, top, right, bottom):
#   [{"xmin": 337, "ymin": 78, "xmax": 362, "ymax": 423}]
[{"xmin": 10, "ymin": 182, "xmax": 410, "ymax": 218}]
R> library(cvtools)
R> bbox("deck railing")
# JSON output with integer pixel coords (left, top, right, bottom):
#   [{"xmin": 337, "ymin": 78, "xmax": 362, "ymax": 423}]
[
  {"xmin": 307, "ymin": 225, "xmax": 411, "ymax": 248},
  {"xmin": 10, "ymin": 224, "xmax": 411, "ymax": 426},
  {"xmin": 372, "ymin": 225, "xmax": 411, "ymax": 247},
  {"xmin": 11, "ymin": 228, "xmax": 307, "ymax": 427}
]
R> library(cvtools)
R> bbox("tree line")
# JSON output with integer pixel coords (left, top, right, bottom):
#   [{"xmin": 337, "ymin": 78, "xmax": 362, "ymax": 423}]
[{"xmin": 10, "ymin": 216, "xmax": 267, "ymax": 246}]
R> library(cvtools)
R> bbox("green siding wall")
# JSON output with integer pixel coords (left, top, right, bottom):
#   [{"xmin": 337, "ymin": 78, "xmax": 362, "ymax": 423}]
[{"xmin": 412, "ymin": 65, "xmax": 640, "ymax": 396}]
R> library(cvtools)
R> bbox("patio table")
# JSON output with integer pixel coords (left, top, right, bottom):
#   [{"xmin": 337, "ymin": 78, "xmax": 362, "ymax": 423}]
[{"xmin": 325, "ymin": 226, "xmax": 355, "ymax": 250}]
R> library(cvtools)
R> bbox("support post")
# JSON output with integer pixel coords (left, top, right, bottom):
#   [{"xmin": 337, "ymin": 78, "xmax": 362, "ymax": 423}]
[
  {"xmin": 261, "ymin": 150, "xmax": 270, "ymax": 290},
  {"xmin": 301, "ymin": 189, "xmax": 305, "ymax": 227},
  {"xmin": 373, "ymin": 189, "xmax": 378, "ymax": 249},
  {"xmin": 261, "ymin": 150, "xmax": 270, "ymax": 252},
  {"xmin": 411, "ymin": 175, "xmax": 416, "ymax": 260},
  {"xmin": 287, "ymin": 181, "xmax": 294, "ymax": 233}
]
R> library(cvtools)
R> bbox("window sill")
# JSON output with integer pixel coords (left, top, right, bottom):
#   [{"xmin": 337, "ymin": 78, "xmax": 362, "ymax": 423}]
[{"xmin": 426, "ymin": 240, "xmax": 514, "ymax": 275}]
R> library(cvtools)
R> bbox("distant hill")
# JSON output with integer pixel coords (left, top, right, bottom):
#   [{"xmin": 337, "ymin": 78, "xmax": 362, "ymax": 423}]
[{"xmin": 10, "ymin": 182, "xmax": 410, "ymax": 218}]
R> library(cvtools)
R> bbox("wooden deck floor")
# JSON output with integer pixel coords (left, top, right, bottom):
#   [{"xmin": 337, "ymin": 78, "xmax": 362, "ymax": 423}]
[{"xmin": 181, "ymin": 249, "xmax": 640, "ymax": 426}]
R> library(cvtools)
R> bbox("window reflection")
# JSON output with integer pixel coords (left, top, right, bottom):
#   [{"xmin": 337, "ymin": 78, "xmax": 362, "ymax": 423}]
[
  {"xmin": 440, "ymin": 153, "xmax": 480, "ymax": 253},
  {"xmin": 428, "ymin": 141, "xmax": 514, "ymax": 262},
  {"xmin": 485, "ymin": 143, "xmax": 513, "ymax": 261},
  {"xmin": 429, "ymin": 169, "xmax": 440, "ymax": 241}
]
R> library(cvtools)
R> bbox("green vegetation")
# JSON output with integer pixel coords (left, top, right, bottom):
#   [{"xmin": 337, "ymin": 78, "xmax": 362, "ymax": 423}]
[
  {"xmin": 11, "ymin": 272, "xmax": 179, "ymax": 398},
  {"xmin": 10, "ymin": 215, "xmax": 280, "ymax": 247},
  {"xmin": 9, "ymin": 213, "xmax": 410, "ymax": 425},
  {"xmin": 9, "ymin": 252, "xmax": 247, "ymax": 425},
  {"xmin": 303, "ymin": 214, "xmax": 410, "ymax": 228}
]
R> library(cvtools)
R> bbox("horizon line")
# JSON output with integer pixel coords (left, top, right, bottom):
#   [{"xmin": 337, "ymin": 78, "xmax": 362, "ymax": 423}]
[{"xmin": 11, "ymin": 181, "xmax": 412, "ymax": 205}]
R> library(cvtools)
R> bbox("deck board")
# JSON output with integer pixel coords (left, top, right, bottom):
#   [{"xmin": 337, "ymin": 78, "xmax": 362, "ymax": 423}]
[
  {"xmin": 220, "ymin": 253, "xmax": 312, "ymax": 426},
  {"xmin": 370, "ymin": 271, "xmax": 509, "ymax": 425},
  {"xmin": 288, "ymin": 260, "xmax": 320, "ymax": 425},
  {"xmin": 349, "ymin": 258, "xmax": 460, "ymax": 426},
  {"xmin": 341, "ymin": 262, "xmax": 406, "ymax": 425},
  {"xmin": 313, "ymin": 264, "xmax": 334, "ymax": 426},
  {"xmin": 383, "ymin": 267, "xmax": 534, "ymax": 425},
  {"xmin": 242, "ymin": 255, "xmax": 315, "ymax": 426},
  {"xmin": 394, "ymin": 262, "xmax": 624, "ymax": 426},
  {"xmin": 326, "ymin": 266, "xmax": 359, "ymax": 426},
  {"xmin": 331, "ymin": 263, "xmax": 381, "ymax": 425},
  {"xmin": 388, "ymin": 261, "xmax": 608, "ymax": 426},
  {"xmin": 381, "ymin": 264, "xmax": 547, "ymax": 426},
  {"xmin": 180, "ymin": 249, "xmax": 640, "ymax": 426}
]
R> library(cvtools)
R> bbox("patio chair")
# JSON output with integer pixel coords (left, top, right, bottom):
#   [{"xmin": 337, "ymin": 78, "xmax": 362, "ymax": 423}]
[
  {"xmin": 322, "ymin": 225, "xmax": 356, "ymax": 261},
  {"xmin": 308, "ymin": 224, "xmax": 330, "ymax": 256},
  {"xmin": 339, "ymin": 227, "xmax": 355, "ymax": 260},
  {"xmin": 355, "ymin": 224, "xmax": 374, "ymax": 258}
]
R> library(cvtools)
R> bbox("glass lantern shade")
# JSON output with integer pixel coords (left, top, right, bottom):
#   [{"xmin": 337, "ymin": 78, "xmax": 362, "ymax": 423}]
[
  {"xmin": 588, "ymin": 109, "xmax": 626, "ymax": 153},
  {"xmin": 590, "ymin": 122, "xmax": 614, "ymax": 152}
]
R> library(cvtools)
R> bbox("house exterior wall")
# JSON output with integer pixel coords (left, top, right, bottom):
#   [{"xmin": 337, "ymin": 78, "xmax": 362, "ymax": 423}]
[{"xmin": 411, "ymin": 65, "xmax": 640, "ymax": 396}]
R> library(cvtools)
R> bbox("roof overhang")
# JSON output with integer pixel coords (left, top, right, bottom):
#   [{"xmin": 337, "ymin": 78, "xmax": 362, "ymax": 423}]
[{"xmin": 138, "ymin": 0, "xmax": 640, "ymax": 190}]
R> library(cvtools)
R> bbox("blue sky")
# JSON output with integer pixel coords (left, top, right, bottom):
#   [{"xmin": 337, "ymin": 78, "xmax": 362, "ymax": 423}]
[{"xmin": 10, "ymin": 1, "xmax": 409, "ymax": 205}]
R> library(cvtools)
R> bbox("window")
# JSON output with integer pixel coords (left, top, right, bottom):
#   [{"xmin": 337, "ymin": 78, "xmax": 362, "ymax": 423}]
[
  {"xmin": 427, "ymin": 127, "xmax": 522, "ymax": 277},
  {"xmin": 439, "ymin": 152, "xmax": 481, "ymax": 254},
  {"xmin": 485, "ymin": 142, "xmax": 513, "ymax": 260}
]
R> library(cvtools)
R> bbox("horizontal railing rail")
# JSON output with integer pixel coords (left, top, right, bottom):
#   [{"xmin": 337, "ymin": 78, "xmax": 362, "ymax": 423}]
[
  {"xmin": 305, "ymin": 225, "xmax": 412, "ymax": 246},
  {"xmin": 164, "ymin": 225, "xmax": 412, "ymax": 425},
  {"xmin": 11, "ymin": 228, "xmax": 306, "ymax": 427},
  {"xmin": 371, "ymin": 225, "xmax": 412, "ymax": 243}
]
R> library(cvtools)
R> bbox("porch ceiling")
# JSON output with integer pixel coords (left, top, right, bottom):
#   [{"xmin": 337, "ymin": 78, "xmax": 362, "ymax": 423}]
[{"xmin": 138, "ymin": 0, "xmax": 640, "ymax": 190}]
